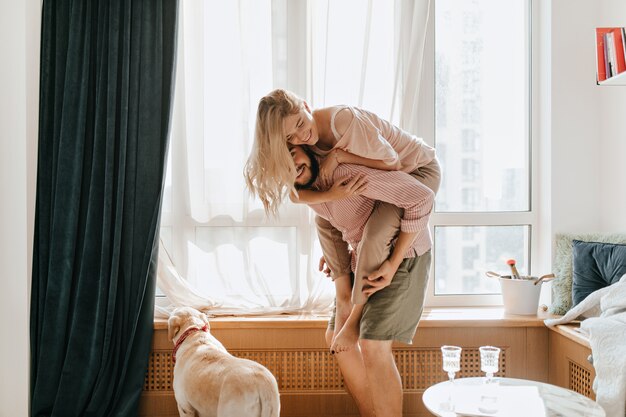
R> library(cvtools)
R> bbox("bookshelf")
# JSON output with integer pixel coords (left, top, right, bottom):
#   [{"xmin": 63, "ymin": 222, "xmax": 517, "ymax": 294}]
[
  {"xmin": 598, "ymin": 70, "xmax": 626, "ymax": 86},
  {"xmin": 596, "ymin": 27, "xmax": 626, "ymax": 86}
]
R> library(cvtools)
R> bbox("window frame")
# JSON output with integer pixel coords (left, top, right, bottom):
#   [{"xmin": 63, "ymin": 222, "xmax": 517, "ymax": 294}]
[{"xmin": 422, "ymin": 0, "xmax": 541, "ymax": 307}]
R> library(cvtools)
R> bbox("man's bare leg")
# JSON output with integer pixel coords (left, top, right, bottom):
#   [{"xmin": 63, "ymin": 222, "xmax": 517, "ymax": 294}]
[
  {"xmin": 331, "ymin": 303, "xmax": 364, "ymax": 354},
  {"xmin": 325, "ymin": 329, "xmax": 376, "ymax": 417},
  {"xmin": 332, "ymin": 274, "xmax": 352, "ymax": 345},
  {"xmin": 360, "ymin": 339, "xmax": 402, "ymax": 417}
]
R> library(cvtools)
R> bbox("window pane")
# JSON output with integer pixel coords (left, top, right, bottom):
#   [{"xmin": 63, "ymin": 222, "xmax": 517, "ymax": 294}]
[
  {"xmin": 191, "ymin": 227, "xmax": 298, "ymax": 303},
  {"xmin": 435, "ymin": 0, "xmax": 529, "ymax": 212},
  {"xmin": 434, "ymin": 225, "xmax": 530, "ymax": 295}
]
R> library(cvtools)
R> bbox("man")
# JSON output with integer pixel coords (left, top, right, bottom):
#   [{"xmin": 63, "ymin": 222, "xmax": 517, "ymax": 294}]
[{"xmin": 291, "ymin": 145, "xmax": 435, "ymax": 417}]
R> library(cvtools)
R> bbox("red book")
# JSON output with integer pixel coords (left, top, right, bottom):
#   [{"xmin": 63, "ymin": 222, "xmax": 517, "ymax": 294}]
[{"xmin": 596, "ymin": 28, "xmax": 613, "ymax": 82}]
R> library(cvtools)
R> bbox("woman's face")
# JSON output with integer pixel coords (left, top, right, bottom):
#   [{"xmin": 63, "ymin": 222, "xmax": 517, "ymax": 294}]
[{"xmin": 282, "ymin": 103, "xmax": 319, "ymax": 146}]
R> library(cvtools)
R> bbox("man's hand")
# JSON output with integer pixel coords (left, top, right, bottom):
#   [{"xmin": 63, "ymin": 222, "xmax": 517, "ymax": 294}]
[
  {"xmin": 328, "ymin": 174, "xmax": 367, "ymax": 200},
  {"xmin": 362, "ymin": 260, "xmax": 400, "ymax": 297},
  {"xmin": 319, "ymin": 255, "xmax": 332, "ymax": 278}
]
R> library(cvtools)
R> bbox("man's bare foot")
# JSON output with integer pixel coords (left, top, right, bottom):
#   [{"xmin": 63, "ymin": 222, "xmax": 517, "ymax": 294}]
[{"xmin": 330, "ymin": 321, "xmax": 359, "ymax": 354}]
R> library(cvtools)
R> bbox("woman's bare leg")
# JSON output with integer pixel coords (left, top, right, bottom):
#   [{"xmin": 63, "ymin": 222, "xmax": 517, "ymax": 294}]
[
  {"xmin": 333, "ymin": 274, "xmax": 352, "ymax": 343},
  {"xmin": 331, "ymin": 303, "xmax": 365, "ymax": 353}
]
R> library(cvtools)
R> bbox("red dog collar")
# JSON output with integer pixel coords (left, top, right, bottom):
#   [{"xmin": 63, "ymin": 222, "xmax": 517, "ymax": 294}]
[{"xmin": 172, "ymin": 324, "xmax": 208, "ymax": 364}]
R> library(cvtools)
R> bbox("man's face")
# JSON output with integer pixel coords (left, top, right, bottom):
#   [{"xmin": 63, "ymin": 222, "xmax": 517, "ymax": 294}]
[
  {"xmin": 291, "ymin": 146, "xmax": 319, "ymax": 189},
  {"xmin": 282, "ymin": 102, "xmax": 319, "ymax": 146}
]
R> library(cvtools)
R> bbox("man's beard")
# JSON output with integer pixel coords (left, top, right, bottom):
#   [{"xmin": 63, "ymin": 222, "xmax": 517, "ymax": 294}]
[{"xmin": 295, "ymin": 146, "xmax": 320, "ymax": 190}]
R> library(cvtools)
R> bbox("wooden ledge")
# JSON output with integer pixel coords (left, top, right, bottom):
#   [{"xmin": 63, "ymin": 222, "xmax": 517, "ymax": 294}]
[
  {"xmin": 549, "ymin": 323, "xmax": 591, "ymax": 349},
  {"xmin": 154, "ymin": 307, "xmax": 557, "ymax": 330}
]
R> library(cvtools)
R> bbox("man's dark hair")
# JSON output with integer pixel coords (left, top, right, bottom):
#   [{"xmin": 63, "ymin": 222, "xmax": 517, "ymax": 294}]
[{"xmin": 294, "ymin": 145, "xmax": 319, "ymax": 190}]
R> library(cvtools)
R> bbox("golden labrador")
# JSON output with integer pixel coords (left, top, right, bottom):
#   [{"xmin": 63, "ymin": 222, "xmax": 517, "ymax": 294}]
[{"xmin": 168, "ymin": 307, "xmax": 280, "ymax": 417}]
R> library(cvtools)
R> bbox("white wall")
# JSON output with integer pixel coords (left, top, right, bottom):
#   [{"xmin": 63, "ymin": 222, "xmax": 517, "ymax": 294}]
[
  {"xmin": 550, "ymin": 0, "xmax": 626, "ymax": 235},
  {"xmin": 550, "ymin": 0, "xmax": 603, "ymax": 235},
  {"xmin": 598, "ymin": 0, "xmax": 626, "ymax": 232},
  {"xmin": 0, "ymin": 1, "xmax": 39, "ymax": 416}
]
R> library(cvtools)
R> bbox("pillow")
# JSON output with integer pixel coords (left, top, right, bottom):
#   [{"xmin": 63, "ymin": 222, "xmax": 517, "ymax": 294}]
[
  {"xmin": 571, "ymin": 240, "xmax": 626, "ymax": 307},
  {"xmin": 550, "ymin": 233, "xmax": 626, "ymax": 315}
]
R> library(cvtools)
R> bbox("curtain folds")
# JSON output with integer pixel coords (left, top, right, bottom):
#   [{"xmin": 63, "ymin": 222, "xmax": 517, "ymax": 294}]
[
  {"xmin": 395, "ymin": 0, "xmax": 431, "ymax": 134},
  {"xmin": 156, "ymin": 0, "xmax": 336, "ymax": 318},
  {"xmin": 30, "ymin": 0, "xmax": 178, "ymax": 416}
]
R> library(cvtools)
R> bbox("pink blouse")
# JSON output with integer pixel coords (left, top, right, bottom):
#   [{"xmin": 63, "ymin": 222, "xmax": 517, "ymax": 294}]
[{"xmin": 312, "ymin": 106, "xmax": 436, "ymax": 173}]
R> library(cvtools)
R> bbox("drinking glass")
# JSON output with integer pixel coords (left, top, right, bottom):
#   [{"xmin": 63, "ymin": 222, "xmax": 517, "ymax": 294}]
[
  {"xmin": 442, "ymin": 345, "xmax": 462, "ymax": 380},
  {"xmin": 440, "ymin": 345, "xmax": 462, "ymax": 412},
  {"xmin": 479, "ymin": 346, "xmax": 501, "ymax": 413},
  {"xmin": 479, "ymin": 346, "xmax": 500, "ymax": 383}
]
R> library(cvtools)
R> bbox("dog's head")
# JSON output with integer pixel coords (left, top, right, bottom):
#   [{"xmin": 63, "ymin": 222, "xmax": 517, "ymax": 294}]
[{"xmin": 168, "ymin": 306, "xmax": 210, "ymax": 344}]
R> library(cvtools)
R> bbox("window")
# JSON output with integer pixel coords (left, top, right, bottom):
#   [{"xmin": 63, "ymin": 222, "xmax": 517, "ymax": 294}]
[
  {"xmin": 427, "ymin": 0, "xmax": 535, "ymax": 306},
  {"xmin": 160, "ymin": 0, "xmax": 536, "ymax": 310},
  {"xmin": 159, "ymin": 0, "xmax": 425, "ymax": 312}
]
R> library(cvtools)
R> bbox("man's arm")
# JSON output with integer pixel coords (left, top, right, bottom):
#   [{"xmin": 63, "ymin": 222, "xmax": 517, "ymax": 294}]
[{"xmin": 362, "ymin": 230, "xmax": 417, "ymax": 297}]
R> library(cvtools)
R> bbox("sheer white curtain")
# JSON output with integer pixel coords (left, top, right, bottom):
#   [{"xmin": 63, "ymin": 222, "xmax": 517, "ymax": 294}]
[
  {"xmin": 156, "ymin": 0, "xmax": 431, "ymax": 318},
  {"xmin": 310, "ymin": 0, "xmax": 430, "ymax": 131}
]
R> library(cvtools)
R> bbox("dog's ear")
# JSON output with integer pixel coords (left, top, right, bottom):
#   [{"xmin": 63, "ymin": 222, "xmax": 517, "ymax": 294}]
[{"xmin": 168, "ymin": 314, "xmax": 182, "ymax": 342}]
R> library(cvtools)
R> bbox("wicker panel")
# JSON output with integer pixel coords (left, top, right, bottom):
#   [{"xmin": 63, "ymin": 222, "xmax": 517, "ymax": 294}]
[
  {"xmin": 235, "ymin": 350, "xmax": 344, "ymax": 391},
  {"xmin": 569, "ymin": 360, "xmax": 592, "ymax": 398},
  {"xmin": 144, "ymin": 347, "xmax": 508, "ymax": 393},
  {"xmin": 144, "ymin": 351, "xmax": 174, "ymax": 391}
]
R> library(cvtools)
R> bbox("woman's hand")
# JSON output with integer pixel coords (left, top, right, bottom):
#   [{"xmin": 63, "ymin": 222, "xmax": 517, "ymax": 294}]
[
  {"xmin": 328, "ymin": 174, "xmax": 367, "ymax": 200},
  {"xmin": 319, "ymin": 149, "xmax": 342, "ymax": 183}
]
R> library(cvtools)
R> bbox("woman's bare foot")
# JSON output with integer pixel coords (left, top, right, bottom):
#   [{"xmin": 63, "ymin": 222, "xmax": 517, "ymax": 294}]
[
  {"xmin": 331, "ymin": 320, "xmax": 360, "ymax": 354},
  {"xmin": 333, "ymin": 297, "xmax": 351, "ymax": 343}
]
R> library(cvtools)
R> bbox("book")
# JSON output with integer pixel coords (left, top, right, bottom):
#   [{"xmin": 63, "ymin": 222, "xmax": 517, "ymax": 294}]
[
  {"xmin": 606, "ymin": 32, "xmax": 616, "ymax": 77},
  {"xmin": 611, "ymin": 27, "xmax": 626, "ymax": 75},
  {"xmin": 596, "ymin": 28, "xmax": 626, "ymax": 82},
  {"xmin": 596, "ymin": 28, "xmax": 613, "ymax": 82},
  {"xmin": 623, "ymin": 28, "xmax": 626, "ymax": 61}
]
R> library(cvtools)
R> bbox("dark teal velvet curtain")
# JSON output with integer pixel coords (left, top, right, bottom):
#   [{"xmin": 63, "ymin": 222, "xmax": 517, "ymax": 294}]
[{"xmin": 30, "ymin": 0, "xmax": 178, "ymax": 416}]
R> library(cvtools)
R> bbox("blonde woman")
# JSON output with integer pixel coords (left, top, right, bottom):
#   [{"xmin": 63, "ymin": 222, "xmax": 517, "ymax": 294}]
[{"xmin": 244, "ymin": 88, "xmax": 441, "ymax": 354}]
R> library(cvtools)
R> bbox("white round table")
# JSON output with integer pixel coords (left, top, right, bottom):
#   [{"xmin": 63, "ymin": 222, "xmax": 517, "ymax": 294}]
[{"xmin": 422, "ymin": 377, "xmax": 605, "ymax": 417}]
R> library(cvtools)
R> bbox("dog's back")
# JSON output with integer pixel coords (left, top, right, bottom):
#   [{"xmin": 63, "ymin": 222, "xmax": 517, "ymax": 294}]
[
  {"xmin": 169, "ymin": 307, "xmax": 280, "ymax": 417},
  {"xmin": 216, "ymin": 359, "xmax": 280, "ymax": 417}
]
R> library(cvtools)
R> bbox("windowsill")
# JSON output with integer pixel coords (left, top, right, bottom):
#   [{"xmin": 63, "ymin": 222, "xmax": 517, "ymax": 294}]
[
  {"xmin": 153, "ymin": 306, "xmax": 558, "ymax": 330},
  {"xmin": 550, "ymin": 322, "xmax": 590, "ymax": 348}
]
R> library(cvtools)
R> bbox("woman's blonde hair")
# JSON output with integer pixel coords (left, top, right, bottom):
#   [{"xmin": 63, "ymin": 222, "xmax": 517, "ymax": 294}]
[{"xmin": 244, "ymin": 89, "xmax": 304, "ymax": 216}]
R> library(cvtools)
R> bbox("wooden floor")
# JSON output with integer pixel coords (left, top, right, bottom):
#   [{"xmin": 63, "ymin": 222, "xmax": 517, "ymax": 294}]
[{"xmin": 139, "ymin": 308, "xmax": 593, "ymax": 417}]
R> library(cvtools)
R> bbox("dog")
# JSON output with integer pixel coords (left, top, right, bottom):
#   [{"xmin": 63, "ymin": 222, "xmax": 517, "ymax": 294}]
[{"xmin": 168, "ymin": 306, "xmax": 280, "ymax": 417}]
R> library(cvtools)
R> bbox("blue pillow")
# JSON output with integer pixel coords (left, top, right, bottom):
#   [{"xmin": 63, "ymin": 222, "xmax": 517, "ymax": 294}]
[{"xmin": 571, "ymin": 240, "xmax": 626, "ymax": 306}]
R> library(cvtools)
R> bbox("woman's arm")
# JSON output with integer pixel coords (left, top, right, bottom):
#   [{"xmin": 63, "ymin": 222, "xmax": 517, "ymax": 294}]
[
  {"xmin": 289, "ymin": 174, "xmax": 368, "ymax": 204},
  {"xmin": 318, "ymin": 148, "xmax": 400, "ymax": 183},
  {"xmin": 335, "ymin": 148, "xmax": 401, "ymax": 171},
  {"xmin": 290, "ymin": 189, "xmax": 336, "ymax": 204}
]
